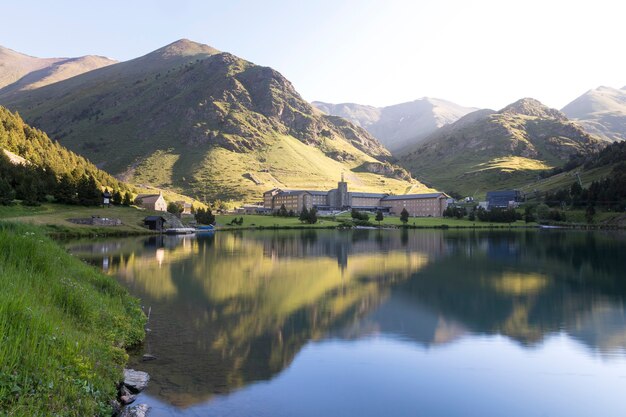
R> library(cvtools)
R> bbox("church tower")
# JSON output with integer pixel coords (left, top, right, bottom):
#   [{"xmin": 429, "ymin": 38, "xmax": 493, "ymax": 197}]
[{"xmin": 338, "ymin": 173, "xmax": 349, "ymax": 208}]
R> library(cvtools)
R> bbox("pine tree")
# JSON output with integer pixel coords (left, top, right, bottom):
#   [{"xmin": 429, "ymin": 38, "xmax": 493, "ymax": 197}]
[
  {"xmin": 54, "ymin": 173, "xmax": 77, "ymax": 204},
  {"xmin": 299, "ymin": 205, "xmax": 310, "ymax": 223},
  {"xmin": 307, "ymin": 207, "xmax": 318, "ymax": 224},
  {"xmin": 123, "ymin": 191, "xmax": 133, "ymax": 206},
  {"xmin": 400, "ymin": 207, "xmax": 409, "ymax": 224},
  {"xmin": 0, "ymin": 177, "xmax": 15, "ymax": 205},
  {"xmin": 195, "ymin": 207, "xmax": 216, "ymax": 225},
  {"xmin": 112, "ymin": 190, "xmax": 123, "ymax": 205},
  {"xmin": 77, "ymin": 175, "xmax": 101, "ymax": 206},
  {"xmin": 375, "ymin": 210, "xmax": 384, "ymax": 225}
]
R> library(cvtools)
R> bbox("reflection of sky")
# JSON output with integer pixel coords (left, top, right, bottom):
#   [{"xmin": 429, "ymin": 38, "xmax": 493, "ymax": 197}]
[{"xmin": 141, "ymin": 335, "xmax": 626, "ymax": 417}]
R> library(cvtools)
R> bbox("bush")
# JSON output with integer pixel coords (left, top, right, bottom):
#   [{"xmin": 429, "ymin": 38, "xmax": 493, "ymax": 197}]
[
  {"xmin": 476, "ymin": 207, "xmax": 519, "ymax": 223},
  {"xmin": 195, "ymin": 207, "xmax": 215, "ymax": 225},
  {"xmin": 351, "ymin": 209, "xmax": 369, "ymax": 221}
]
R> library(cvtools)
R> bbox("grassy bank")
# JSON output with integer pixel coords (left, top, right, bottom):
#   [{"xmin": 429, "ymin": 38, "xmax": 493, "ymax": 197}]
[
  {"xmin": 215, "ymin": 214, "xmax": 536, "ymax": 229},
  {"xmin": 0, "ymin": 203, "xmax": 163, "ymax": 237},
  {"xmin": 0, "ymin": 222, "xmax": 145, "ymax": 416}
]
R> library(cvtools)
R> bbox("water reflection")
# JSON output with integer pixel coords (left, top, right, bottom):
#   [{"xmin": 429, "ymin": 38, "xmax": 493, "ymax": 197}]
[{"xmin": 66, "ymin": 229, "xmax": 626, "ymax": 412}]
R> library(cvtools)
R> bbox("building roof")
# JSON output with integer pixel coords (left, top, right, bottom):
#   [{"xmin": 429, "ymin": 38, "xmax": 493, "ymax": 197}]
[
  {"xmin": 275, "ymin": 189, "xmax": 329, "ymax": 197},
  {"xmin": 351, "ymin": 192, "xmax": 388, "ymax": 198},
  {"xmin": 381, "ymin": 192, "xmax": 446, "ymax": 201},
  {"xmin": 144, "ymin": 216, "xmax": 166, "ymax": 221},
  {"xmin": 486, "ymin": 190, "xmax": 521, "ymax": 198},
  {"xmin": 136, "ymin": 194, "xmax": 163, "ymax": 205}
]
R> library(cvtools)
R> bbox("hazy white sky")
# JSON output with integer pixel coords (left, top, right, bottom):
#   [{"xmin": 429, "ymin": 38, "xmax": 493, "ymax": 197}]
[{"xmin": 2, "ymin": 0, "xmax": 625, "ymax": 109}]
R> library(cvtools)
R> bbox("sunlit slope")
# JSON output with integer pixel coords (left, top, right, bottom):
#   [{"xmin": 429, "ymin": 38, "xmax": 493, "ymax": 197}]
[
  {"xmin": 399, "ymin": 99, "xmax": 604, "ymax": 196},
  {"xmin": 2, "ymin": 39, "xmax": 422, "ymax": 201},
  {"xmin": 132, "ymin": 134, "xmax": 431, "ymax": 200}
]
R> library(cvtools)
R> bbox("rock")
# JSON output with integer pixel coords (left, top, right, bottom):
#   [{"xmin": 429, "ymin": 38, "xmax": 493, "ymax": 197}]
[
  {"xmin": 123, "ymin": 369, "xmax": 150, "ymax": 393},
  {"xmin": 119, "ymin": 385, "xmax": 137, "ymax": 405},
  {"xmin": 119, "ymin": 403, "xmax": 150, "ymax": 417},
  {"xmin": 110, "ymin": 399, "xmax": 122, "ymax": 415},
  {"xmin": 142, "ymin": 354, "xmax": 157, "ymax": 362}
]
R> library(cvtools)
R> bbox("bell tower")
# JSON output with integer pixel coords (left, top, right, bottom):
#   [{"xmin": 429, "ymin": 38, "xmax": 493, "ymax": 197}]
[{"xmin": 338, "ymin": 173, "xmax": 349, "ymax": 208}]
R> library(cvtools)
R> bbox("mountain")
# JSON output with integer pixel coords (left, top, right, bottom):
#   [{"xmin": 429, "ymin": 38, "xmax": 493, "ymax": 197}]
[
  {"xmin": 561, "ymin": 86, "xmax": 626, "ymax": 142},
  {"xmin": 0, "ymin": 105, "xmax": 126, "ymax": 191},
  {"xmin": 0, "ymin": 45, "xmax": 116, "ymax": 96},
  {"xmin": 398, "ymin": 98, "xmax": 605, "ymax": 196},
  {"xmin": 0, "ymin": 40, "xmax": 426, "ymax": 201},
  {"xmin": 312, "ymin": 98, "xmax": 477, "ymax": 153}
]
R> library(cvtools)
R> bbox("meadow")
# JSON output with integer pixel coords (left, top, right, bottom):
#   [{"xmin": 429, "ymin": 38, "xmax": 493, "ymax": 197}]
[{"xmin": 0, "ymin": 222, "xmax": 145, "ymax": 416}]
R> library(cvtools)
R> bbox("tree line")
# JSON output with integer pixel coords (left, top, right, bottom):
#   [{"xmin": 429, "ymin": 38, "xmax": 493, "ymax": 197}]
[{"xmin": 0, "ymin": 106, "xmax": 130, "ymax": 206}]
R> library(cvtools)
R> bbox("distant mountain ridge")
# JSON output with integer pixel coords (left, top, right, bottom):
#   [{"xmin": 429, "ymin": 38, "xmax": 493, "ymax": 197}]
[
  {"xmin": 313, "ymin": 98, "xmax": 477, "ymax": 153},
  {"xmin": 561, "ymin": 86, "xmax": 626, "ymax": 142},
  {"xmin": 399, "ymin": 98, "xmax": 605, "ymax": 196},
  {"xmin": 0, "ymin": 45, "xmax": 116, "ymax": 97},
  {"xmin": 0, "ymin": 40, "xmax": 426, "ymax": 201}
]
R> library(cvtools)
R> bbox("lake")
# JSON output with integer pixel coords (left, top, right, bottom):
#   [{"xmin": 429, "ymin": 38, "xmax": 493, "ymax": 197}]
[{"xmin": 65, "ymin": 229, "xmax": 626, "ymax": 417}]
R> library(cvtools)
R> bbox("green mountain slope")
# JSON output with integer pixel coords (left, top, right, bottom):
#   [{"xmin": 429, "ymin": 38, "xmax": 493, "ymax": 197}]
[
  {"xmin": 1, "ymin": 40, "xmax": 425, "ymax": 201},
  {"xmin": 561, "ymin": 86, "xmax": 626, "ymax": 142},
  {"xmin": 519, "ymin": 140, "xmax": 626, "ymax": 197},
  {"xmin": 0, "ymin": 105, "xmax": 125, "ymax": 191},
  {"xmin": 398, "ymin": 98, "xmax": 605, "ymax": 197}
]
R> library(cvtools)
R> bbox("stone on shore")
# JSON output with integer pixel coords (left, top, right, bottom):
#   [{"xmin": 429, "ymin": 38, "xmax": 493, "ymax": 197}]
[
  {"xmin": 123, "ymin": 369, "xmax": 150, "ymax": 393},
  {"xmin": 119, "ymin": 385, "xmax": 138, "ymax": 405},
  {"xmin": 119, "ymin": 403, "xmax": 150, "ymax": 417}
]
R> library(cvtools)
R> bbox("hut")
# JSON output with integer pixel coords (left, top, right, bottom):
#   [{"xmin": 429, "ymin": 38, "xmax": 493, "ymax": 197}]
[{"xmin": 144, "ymin": 216, "xmax": 166, "ymax": 232}]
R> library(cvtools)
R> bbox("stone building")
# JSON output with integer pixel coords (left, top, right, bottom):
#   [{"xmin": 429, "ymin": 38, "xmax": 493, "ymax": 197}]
[
  {"xmin": 262, "ymin": 177, "xmax": 449, "ymax": 216},
  {"xmin": 380, "ymin": 193, "xmax": 449, "ymax": 217},
  {"xmin": 135, "ymin": 192, "xmax": 167, "ymax": 212},
  {"xmin": 263, "ymin": 176, "xmax": 383, "ymax": 212}
]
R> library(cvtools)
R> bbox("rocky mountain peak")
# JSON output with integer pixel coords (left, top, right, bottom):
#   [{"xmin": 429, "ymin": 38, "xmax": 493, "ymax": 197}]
[
  {"xmin": 153, "ymin": 39, "xmax": 220, "ymax": 59},
  {"xmin": 499, "ymin": 98, "xmax": 566, "ymax": 120}
]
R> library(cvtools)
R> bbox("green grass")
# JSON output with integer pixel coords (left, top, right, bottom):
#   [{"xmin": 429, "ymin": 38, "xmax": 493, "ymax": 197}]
[
  {"xmin": 519, "ymin": 164, "xmax": 615, "ymax": 196},
  {"xmin": 216, "ymin": 213, "xmax": 535, "ymax": 229},
  {"xmin": 0, "ymin": 222, "xmax": 145, "ymax": 416},
  {"xmin": 0, "ymin": 203, "xmax": 163, "ymax": 236},
  {"xmin": 216, "ymin": 214, "xmax": 342, "ymax": 229}
]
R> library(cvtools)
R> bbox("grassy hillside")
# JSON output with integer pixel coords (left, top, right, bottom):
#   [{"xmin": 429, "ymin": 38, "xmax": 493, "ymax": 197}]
[
  {"xmin": 399, "ymin": 98, "xmax": 604, "ymax": 197},
  {"xmin": 1, "ymin": 39, "xmax": 423, "ymax": 202},
  {"xmin": 520, "ymin": 140, "xmax": 626, "ymax": 196},
  {"xmin": 0, "ymin": 222, "xmax": 145, "ymax": 415}
]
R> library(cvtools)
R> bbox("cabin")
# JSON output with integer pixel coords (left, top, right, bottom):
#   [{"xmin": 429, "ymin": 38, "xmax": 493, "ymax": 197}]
[
  {"xmin": 144, "ymin": 216, "xmax": 166, "ymax": 231},
  {"xmin": 135, "ymin": 192, "xmax": 167, "ymax": 212}
]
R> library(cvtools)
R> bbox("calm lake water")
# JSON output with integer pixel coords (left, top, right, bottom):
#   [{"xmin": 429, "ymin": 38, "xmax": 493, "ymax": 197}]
[{"xmin": 66, "ymin": 229, "xmax": 626, "ymax": 417}]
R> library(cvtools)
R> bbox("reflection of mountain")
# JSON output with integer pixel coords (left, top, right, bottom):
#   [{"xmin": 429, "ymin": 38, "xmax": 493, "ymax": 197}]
[
  {"xmin": 393, "ymin": 231, "xmax": 626, "ymax": 349},
  {"xmin": 69, "ymin": 231, "xmax": 432, "ymax": 406},
  {"xmin": 66, "ymin": 229, "xmax": 626, "ymax": 408}
]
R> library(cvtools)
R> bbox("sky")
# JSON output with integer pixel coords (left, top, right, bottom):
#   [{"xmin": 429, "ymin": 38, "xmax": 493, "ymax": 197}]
[{"xmin": 2, "ymin": 0, "xmax": 625, "ymax": 110}]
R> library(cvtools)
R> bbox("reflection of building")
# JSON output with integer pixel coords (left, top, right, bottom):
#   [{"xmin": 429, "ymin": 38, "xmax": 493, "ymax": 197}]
[{"xmin": 263, "ymin": 176, "xmax": 449, "ymax": 216}]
